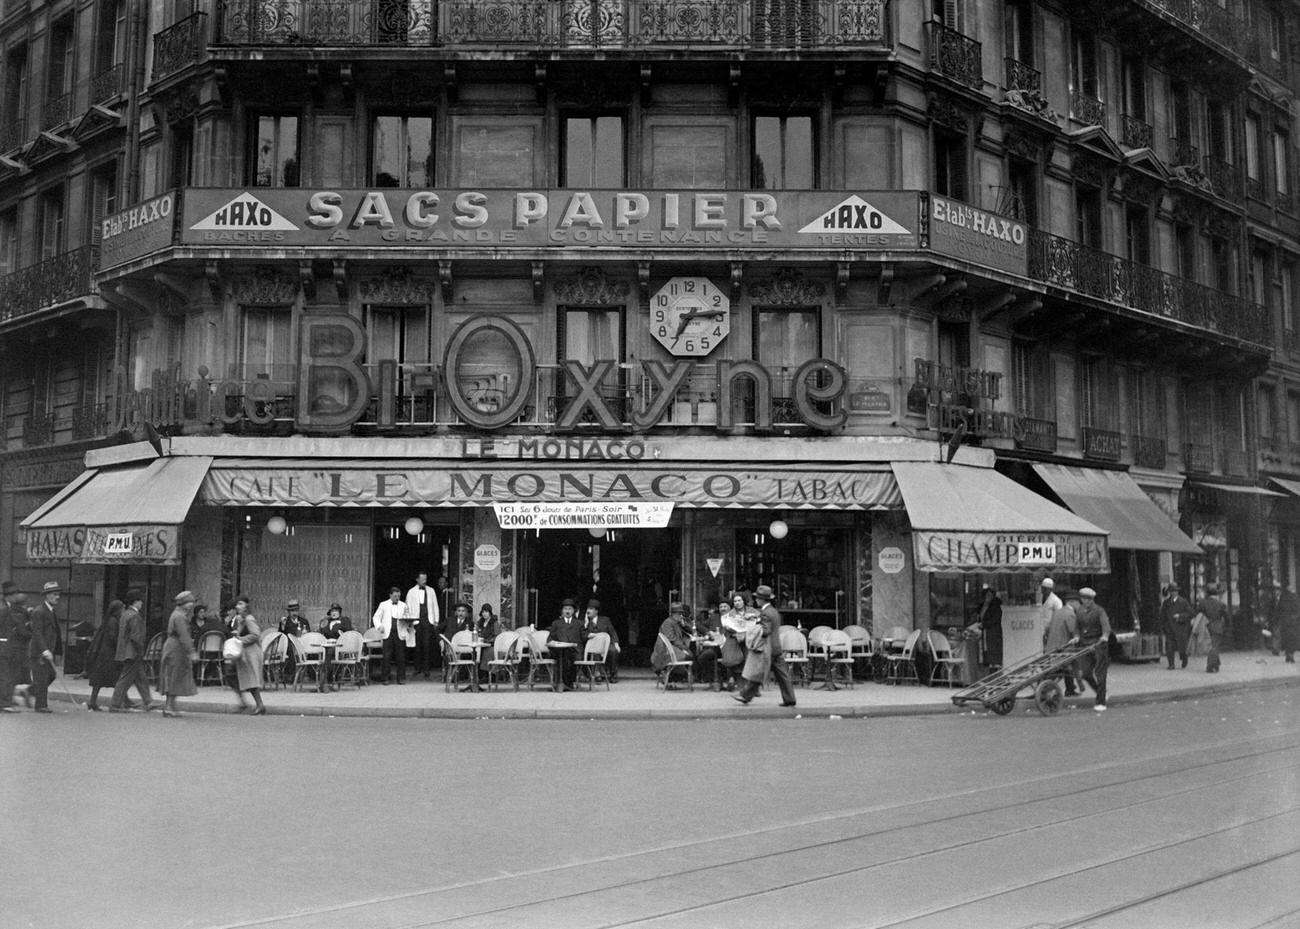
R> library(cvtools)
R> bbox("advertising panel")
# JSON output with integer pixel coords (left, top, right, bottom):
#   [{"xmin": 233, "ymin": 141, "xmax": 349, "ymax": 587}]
[
  {"xmin": 928, "ymin": 195, "xmax": 1028, "ymax": 278},
  {"xmin": 99, "ymin": 192, "xmax": 178, "ymax": 269}
]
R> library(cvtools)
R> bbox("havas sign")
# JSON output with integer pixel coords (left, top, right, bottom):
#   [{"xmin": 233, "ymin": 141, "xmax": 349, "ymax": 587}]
[{"xmin": 108, "ymin": 313, "xmax": 849, "ymax": 436}]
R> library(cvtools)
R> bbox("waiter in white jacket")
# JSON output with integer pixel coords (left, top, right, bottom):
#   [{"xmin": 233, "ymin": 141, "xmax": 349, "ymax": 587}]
[
  {"xmin": 406, "ymin": 572, "xmax": 441, "ymax": 680},
  {"xmin": 373, "ymin": 587, "xmax": 413, "ymax": 684}
]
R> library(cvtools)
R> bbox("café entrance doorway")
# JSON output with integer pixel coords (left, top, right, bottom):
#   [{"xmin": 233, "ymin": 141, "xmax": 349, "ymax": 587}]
[
  {"xmin": 372, "ymin": 522, "xmax": 458, "ymax": 622},
  {"xmin": 517, "ymin": 527, "xmax": 681, "ymax": 664}
]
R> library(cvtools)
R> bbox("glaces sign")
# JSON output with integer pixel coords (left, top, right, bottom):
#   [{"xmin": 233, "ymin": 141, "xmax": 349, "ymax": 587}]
[{"xmin": 109, "ymin": 314, "xmax": 849, "ymax": 436}]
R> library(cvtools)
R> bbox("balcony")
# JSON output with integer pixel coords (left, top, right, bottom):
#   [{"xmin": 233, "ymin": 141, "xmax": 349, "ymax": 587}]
[
  {"xmin": 928, "ymin": 21, "xmax": 981, "ymax": 89},
  {"xmin": 212, "ymin": 0, "xmax": 890, "ymax": 50},
  {"xmin": 1204, "ymin": 155, "xmax": 1243, "ymax": 201},
  {"xmin": 1184, "ymin": 441, "xmax": 1214, "ymax": 474},
  {"xmin": 71, "ymin": 402, "xmax": 112, "ymax": 441},
  {"xmin": 1070, "ymin": 91, "xmax": 1105, "ymax": 127},
  {"xmin": 1082, "ymin": 426, "xmax": 1121, "ymax": 461},
  {"xmin": 1131, "ymin": 433, "xmax": 1167, "ymax": 469},
  {"xmin": 1142, "ymin": 0, "xmax": 1253, "ymax": 65},
  {"xmin": 91, "ymin": 64, "xmax": 126, "ymax": 104},
  {"xmin": 22, "ymin": 412, "xmax": 57, "ymax": 449},
  {"xmin": 1246, "ymin": 174, "xmax": 1264, "ymax": 200},
  {"xmin": 0, "ymin": 247, "xmax": 100, "ymax": 327},
  {"xmin": 1169, "ymin": 135, "xmax": 1200, "ymax": 169},
  {"xmin": 153, "ymin": 12, "xmax": 209, "ymax": 81},
  {"xmin": 41, "ymin": 91, "xmax": 73, "ymax": 131},
  {"xmin": 0, "ymin": 119, "xmax": 25, "ymax": 154},
  {"xmin": 1026, "ymin": 229, "xmax": 1270, "ymax": 348},
  {"xmin": 1223, "ymin": 446, "xmax": 1251, "ymax": 478},
  {"xmin": 1120, "ymin": 114, "xmax": 1152, "ymax": 150}
]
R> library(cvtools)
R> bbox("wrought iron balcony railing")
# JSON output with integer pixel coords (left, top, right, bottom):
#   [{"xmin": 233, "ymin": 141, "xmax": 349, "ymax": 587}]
[
  {"xmin": 1286, "ymin": 328, "xmax": 1300, "ymax": 354},
  {"xmin": 91, "ymin": 64, "xmax": 126, "ymax": 104},
  {"xmin": 153, "ymin": 12, "xmax": 209, "ymax": 81},
  {"xmin": 0, "ymin": 247, "xmax": 99, "ymax": 326},
  {"xmin": 213, "ymin": 0, "xmax": 890, "ymax": 50},
  {"xmin": 1145, "ymin": 0, "xmax": 1253, "ymax": 64},
  {"xmin": 1223, "ymin": 446, "xmax": 1251, "ymax": 478},
  {"xmin": 1204, "ymin": 155, "xmax": 1242, "ymax": 201},
  {"xmin": 71, "ymin": 401, "xmax": 112, "ymax": 441},
  {"xmin": 1169, "ymin": 135, "xmax": 1200, "ymax": 168},
  {"xmin": 928, "ymin": 20, "xmax": 982, "ymax": 89},
  {"xmin": 0, "ymin": 119, "xmax": 26, "ymax": 154},
  {"xmin": 41, "ymin": 91, "xmax": 73, "ymax": 131},
  {"xmin": 1004, "ymin": 57, "xmax": 1039, "ymax": 93},
  {"xmin": 1082, "ymin": 425, "xmax": 1121, "ymax": 461},
  {"xmin": 22, "ymin": 412, "xmax": 57, "ymax": 449},
  {"xmin": 1184, "ymin": 441, "xmax": 1215, "ymax": 474},
  {"xmin": 1026, "ymin": 229, "xmax": 1271, "ymax": 348},
  {"xmin": 1070, "ymin": 91, "xmax": 1105, "ymax": 127},
  {"xmin": 1131, "ymin": 433, "xmax": 1167, "ymax": 469},
  {"xmin": 1120, "ymin": 114, "xmax": 1152, "ymax": 150}
]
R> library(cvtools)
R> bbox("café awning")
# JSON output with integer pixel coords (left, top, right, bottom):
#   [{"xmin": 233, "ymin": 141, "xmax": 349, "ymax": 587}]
[
  {"xmin": 1031, "ymin": 463, "xmax": 1201, "ymax": 554},
  {"xmin": 892, "ymin": 461, "xmax": 1109, "ymax": 573},
  {"xmin": 21, "ymin": 456, "xmax": 212, "ymax": 565}
]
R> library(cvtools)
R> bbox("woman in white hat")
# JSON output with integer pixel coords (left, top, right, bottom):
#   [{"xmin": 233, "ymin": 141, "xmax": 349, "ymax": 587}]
[{"xmin": 158, "ymin": 590, "xmax": 199, "ymax": 717}]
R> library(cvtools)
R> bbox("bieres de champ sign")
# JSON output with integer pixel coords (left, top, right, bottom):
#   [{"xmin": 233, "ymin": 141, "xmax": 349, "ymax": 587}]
[{"xmin": 180, "ymin": 189, "xmax": 921, "ymax": 249}]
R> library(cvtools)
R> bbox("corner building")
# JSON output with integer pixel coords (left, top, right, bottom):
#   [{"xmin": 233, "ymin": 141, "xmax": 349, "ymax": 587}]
[{"xmin": 3, "ymin": 0, "xmax": 1297, "ymax": 664}]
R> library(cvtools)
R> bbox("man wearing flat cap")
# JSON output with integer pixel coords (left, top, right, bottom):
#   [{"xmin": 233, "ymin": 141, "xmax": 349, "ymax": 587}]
[
  {"xmin": 548, "ymin": 598, "xmax": 585, "ymax": 691},
  {"xmin": 734, "ymin": 584, "xmax": 797, "ymax": 707},
  {"xmin": 0, "ymin": 581, "xmax": 30, "ymax": 712},
  {"xmin": 26, "ymin": 581, "xmax": 63, "ymax": 713},
  {"xmin": 583, "ymin": 598, "xmax": 620, "ymax": 684},
  {"xmin": 1196, "ymin": 583, "xmax": 1228, "ymax": 673},
  {"xmin": 1158, "ymin": 581, "xmax": 1194, "ymax": 670},
  {"xmin": 1070, "ymin": 588, "xmax": 1112, "ymax": 712}
]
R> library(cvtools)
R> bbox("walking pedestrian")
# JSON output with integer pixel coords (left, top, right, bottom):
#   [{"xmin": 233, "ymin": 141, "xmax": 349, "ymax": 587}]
[
  {"xmin": 27, "ymin": 581, "xmax": 62, "ymax": 714},
  {"xmin": 110, "ymin": 590, "xmax": 157, "ymax": 712},
  {"xmin": 1042, "ymin": 589, "xmax": 1080, "ymax": 695},
  {"xmin": 1159, "ymin": 582, "xmax": 1195, "ymax": 669},
  {"xmin": 228, "ymin": 595, "xmax": 266, "ymax": 714},
  {"xmin": 1197, "ymin": 583, "xmax": 1228, "ymax": 673},
  {"xmin": 159, "ymin": 591, "xmax": 199, "ymax": 717},
  {"xmin": 372, "ymin": 587, "xmax": 412, "ymax": 685},
  {"xmin": 733, "ymin": 584, "xmax": 797, "ymax": 707},
  {"xmin": 85, "ymin": 600, "xmax": 126, "ymax": 711},
  {"xmin": 1071, "ymin": 587, "xmax": 1112, "ymax": 712},
  {"xmin": 0, "ymin": 581, "xmax": 29, "ymax": 712},
  {"xmin": 406, "ymin": 572, "xmax": 441, "ymax": 680},
  {"xmin": 977, "ymin": 585, "xmax": 1003, "ymax": 669}
]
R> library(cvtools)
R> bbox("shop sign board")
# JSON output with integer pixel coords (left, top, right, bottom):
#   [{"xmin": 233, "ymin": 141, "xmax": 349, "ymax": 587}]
[
  {"xmin": 201, "ymin": 465, "xmax": 900, "ymax": 511},
  {"xmin": 928, "ymin": 196, "xmax": 1028, "ymax": 278},
  {"xmin": 912, "ymin": 531, "xmax": 1108, "ymax": 573},
  {"xmin": 99, "ymin": 191, "xmax": 177, "ymax": 269},
  {"xmin": 473, "ymin": 544, "xmax": 501, "ymax": 572},
  {"xmin": 24, "ymin": 524, "xmax": 181, "ymax": 565},
  {"xmin": 877, "ymin": 546, "xmax": 906, "ymax": 574},
  {"xmin": 492, "ymin": 501, "xmax": 674, "ymax": 530},
  {"xmin": 180, "ymin": 189, "xmax": 921, "ymax": 251}
]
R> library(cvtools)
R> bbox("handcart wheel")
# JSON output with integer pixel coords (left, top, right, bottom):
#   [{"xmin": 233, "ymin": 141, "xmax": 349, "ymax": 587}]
[
  {"xmin": 990, "ymin": 696, "xmax": 1016, "ymax": 715},
  {"xmin": 1033, "ymin": 679, "xmax": 1063, "ymax": 716}
]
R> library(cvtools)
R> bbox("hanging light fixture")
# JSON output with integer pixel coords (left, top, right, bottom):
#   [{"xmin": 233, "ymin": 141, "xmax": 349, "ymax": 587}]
[
  {"xmin": 768, "ymin": 519, "xmax": 789, "ymax": 540},
  {"xmin": 588, "ymin": 526, "xmax": 607, "ymax": 538},
  {"xmin": 404, "ymin": 516, "xmax": 425, "ymax": 536},
  {"xmin": 267, "ymin": 515, "xmax": 288, "ymax": 535}
]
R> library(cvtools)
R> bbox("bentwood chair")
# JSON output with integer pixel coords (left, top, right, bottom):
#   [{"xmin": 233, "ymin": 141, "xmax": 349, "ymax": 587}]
[
  {"xmin": 522, "ymin": 631, "xmax": 557, "ymax": 691},
  {"xmin": 144, "ymin": 633, "xmax": 165, "ymax": 687},
  {"xmin": 777, "ymin": 625, "xmax": 810, "ymax": 687},
  {"xmin": 824, "ymin": 629, "xmax": 855, "ymax": 689},
  {"xmin": 574, "ymin": 632, "xmax": 612, "ymax": 691},
  {"xmin": 291, "ymin": 634, "xmax": 326, "ymax": 691},
  {"xmin": 261, "ymin": 633, "xmax": 288, "ymax": 690},
  {"xmin": 844, "ymin": 624, "xmax": 874, "ymax": 676},
  {"xmin": 361, "ymin": 628, "xmax": 384, "ymax": 682},
  {"xmin": 884, "ymin": 629, "xmax": 922, "ymax": 685},
  {"xmin": 333, "ymin": 630, "xmax": 366, "ymax": 688},
  {"xmin": 440, "ymin": 633, "xmax": 477, "ymax": 692},
  {"xmin": 486, "ymin": 631, "xmax": 521, "ymax": 691},
  {"xmin": 655, "ymin": 632, "xmax": 694, "ymax": 691},
  {"xmin": 926, "ymin": 629, "xmax": 964, "ymax": 688},
  {"xmin": 194, "ymin": 630, "xmax": 227, "ymax": 686},
  {"xmin": 805, "ymin": 625, "xmax": 833, "ymax": 683}
]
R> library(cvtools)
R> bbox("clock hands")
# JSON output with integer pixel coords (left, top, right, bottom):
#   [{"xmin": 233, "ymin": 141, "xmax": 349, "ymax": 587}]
[{"xmin": 671, "ymin": 307, "xmax": 726, "ymax": 344}]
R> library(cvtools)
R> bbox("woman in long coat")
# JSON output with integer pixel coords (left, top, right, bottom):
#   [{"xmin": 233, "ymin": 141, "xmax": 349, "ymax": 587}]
[
  {"xmin": 159, "ymin": 591, "xmax": 199, "ymax": 716},
  {"xmin": 228, "ymin": 595, "xmax": 265, "ymax": 715},
  {"xmin": 86, "ymin": 600, "xmax": 125, "ymax": 711}
]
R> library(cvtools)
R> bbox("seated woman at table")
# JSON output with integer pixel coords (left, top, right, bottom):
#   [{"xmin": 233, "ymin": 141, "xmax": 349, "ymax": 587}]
[{"xmin": 319, "ymin": 603, "xmax": 353, "ymax": 639}]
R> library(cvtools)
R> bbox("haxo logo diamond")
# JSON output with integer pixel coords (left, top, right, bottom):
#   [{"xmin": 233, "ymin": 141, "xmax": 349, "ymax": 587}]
[
  {"xmin": 798, "ymin": 195, "xmax": 910, "ymax": 235},
  {"xmin": 190, "ymin": 192, "xmax": 299, "ymax": 231}
]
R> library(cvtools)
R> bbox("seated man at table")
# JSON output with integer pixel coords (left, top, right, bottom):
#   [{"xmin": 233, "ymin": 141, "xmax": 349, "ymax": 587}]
[
  {"xmin": 582, "ymin": 598, "xmax": 621, "ymax": 684},
  {"xmin": 690, "ymin": 608, "xmax": 726, "ymax": 689},
  {"xmin": 319, "ymin": 603, "xmax": 353, "ymax": 639},
  {"xmin": 651, "ymin": 603, "xmax": 694, "ymax": 687},
  {"xmin": 448, "ymin": 602, "xmax": 488, "ymax": 685},
  {"xmin": 279, "ymin": 599, "xmax": 310, "ymax": 637},
  {"xmin": 547, "ymin": 598, "xmax": 586, "ymax": 691}
]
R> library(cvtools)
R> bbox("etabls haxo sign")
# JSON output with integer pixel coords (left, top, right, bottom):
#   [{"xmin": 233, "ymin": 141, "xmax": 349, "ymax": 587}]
[
  {"xmin": 179, "ymin": 189, "xmax": 921, "ymax": 250},
  {"xmin": 110, "ymin": 314, "xmax": 851, "ymax": 435},
  {"xmin": 928, "ymin": 196, "xmax": 1028, "ymax": 278},
  {"xmin": 99, "ymin": 191, "xmax": 177, "ymax": 269}
]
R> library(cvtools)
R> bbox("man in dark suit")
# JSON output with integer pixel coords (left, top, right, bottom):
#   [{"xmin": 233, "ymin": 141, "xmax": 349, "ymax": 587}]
[
  {"xmin": 0, "ymin": 582, "xmax": 30, "ymax": 712},
  {"xmin": 27, "ymin": 581, "xmax": 62, "ymax": 713},
  {"xmin": 279, "ymin": 599, "xmax": 310, "ymax": 637},
  {"xmin": 547, "ymin": 598, "xmax": 586, "ymax": 691},
  {"xmin": 110, "ymin": 590, "xmax": 156, "ymax": 712},
  {"xmin": 1158, "ymin": 581, "xmax": 1195, "ymax": 669},
  {"xmin": 734, "ymin": 584, "xmax": 797, "ymax": 707},
  {"xmin": 582, "ymin": 598, "xmax": 621, "ymax": 683}
]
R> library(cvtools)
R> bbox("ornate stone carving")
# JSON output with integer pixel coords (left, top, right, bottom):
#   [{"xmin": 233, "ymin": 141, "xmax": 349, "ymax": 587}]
[
  {"xmin": 935, "ymin": 296, "xmax": 973, "ymax": 323},
  {"xmin": 1072, "ymin": 154, "xmax": 1112, "ymax": 191},
  {"xmin": 928, "ymin": 94, "xmax": 970, "ymax": 133},
  {"xmin": 553, "ymin": 268, "xmax": 630, "ymax": 305},
  {"xmin": 749, "ymin": 268, "xmax": 827, "ymax": 306},
  {"xmin": 356, "ymin": 267, "xmax": 434, "ymax": 305},
  {"xmin": 231, "ymin": 266, "xmax": 297, "ymax": 306},
  {"xmin": 1004, "ymin": 131, "xmax": 1042, "ymax": 163}
]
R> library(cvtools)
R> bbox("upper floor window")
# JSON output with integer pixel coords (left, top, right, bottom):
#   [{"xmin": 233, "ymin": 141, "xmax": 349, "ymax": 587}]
[
  {"xmin": 2, "ymin": 44, "xmax": 30, "ymax": 136},
  {"xmin": 1012, "ymin": 340, "xmax": 1053, "ymax": 420},
  {"xmin": 1246, "ymin": 113, "xmax": 1262, "ymax": 182},
  {"xmin": 1274, "ymin": 128, "xmax": 1290, "ymax": 196},
  {"xmin": 1278, "ymin": 258, "xmax": 1296, "ymax": 333},
  {"xmin": 1006, "ymin": 159, "xmax": 1038, "ymax": 226},
  {"xmin": 938, "ymin": 0, "xmax": 964, "ymax": 32},
  {"xmin": 648, "ymin": 123, "xmax": 727, "ymax": 188},
  {"xmin": 1170, "ymin": 82, "xmax": 1193, "ymax": 147},
  {"xmin": 1080, "ymin": 356, "xmax": 1117, "ymax": 430},
  {"xmin": 47, "ymin": 17, "xmax": 75, "ymax": 101},
  {"xmin": 755, "ymin": 307, "xmax": 821, "ymax": 374},
  {"xmin": 38, "ymin": 187, "xmax": 65, "ymax": 259},
  {"xmin": 1207, "ymin": 100, "xmax": 1231, "ymax": 163},
  {"xmin": 249, "ymin": 114, "xmax": 300, "ymax": 187},
  {"xmin": 1003, "ymin": 0, "xmax": 1033, "ymax": 66},
  {"xmin": 372, "ymin": 113, "xmax": 433, "ymax": 188},
  {"xmin": 1175, "ymin": 222, "xmax": 1197, "ymax": 281},
  {"xmin": 95, "ymin": 0, "xmax": 127, "ymax": 74},
  {"xmin": 456, "ymin": 123, "xmax": 537, "ymax": 187},
  {"xmin": 1075, "ymin": 185, "xmax": 1103, "ymax": 249},
  {"xmin": 562, "ymin": 114, "xmax": 625, "ymax": 187},
  {"xmin": 1128, "ymin": 368, "xmax": 1165, "ymax": 439},
  {"xmin": 366, "ymin": 304, "xmax": 430, "ymax": 401},
  {"xmin": 561, "ymin": 307, "xmax": 623, "ymax": 365},
  {"xmin": 1269, "ymin": 6, "xmax": 1286, "ymax": 61},
  {"xmin": 1210, "ymin": 236, "xmax": 1236, "ymax": 294},
  {"xmin": 1071, "ymin": 29, "xmax": 1100, "ymax": 99},
  {"xmin": 1125, "ymin": 205, "xmax": 1150, "ymax": 265},
  {"xmin": 1121, "ymin": 56, "xmax": 1145, "ymax": 121},
  {"xmin": 1289, "ymin": 391, "xmax": 1300, "ymax": 449},
  {"xmin": 171, "ymin": 126, "xmax": 193, "ymax": 189},
  {"xmin": 0, "ymin": 207, "xmax": 17, "ymax": 275},
  {"xmin": 1259, "ymin": 384, "xmax": 1278, "ymax": 448},
  {"xmin": 239, "ymin": 306, "xmax": 293, "ymax": 379},
  {"xmin": 753, "ymin": 114, "xmax": 815, "ymax": 189},
  {"xmin": 89, "ymin": 161, "xmax": 119, "ymax": 245},
  {"xmin": 1251, "ymin": 249, "xmax": 1270, "ymax": 306},
  {"xmin": 933, "ymin": 131, "xmax": 967, "ymax": 201}
]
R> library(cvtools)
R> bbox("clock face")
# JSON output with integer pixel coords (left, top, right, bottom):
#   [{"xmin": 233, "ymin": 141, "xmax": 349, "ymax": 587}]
[{"xmin": 650, "ymin": 276, "xmax": 731, "ymax": 357}]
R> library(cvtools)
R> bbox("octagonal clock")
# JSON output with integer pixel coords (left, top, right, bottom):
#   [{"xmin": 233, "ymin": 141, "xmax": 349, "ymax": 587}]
[{"xmin": 650, "ymin": 276, "xmax": 730, "ymax": 357}]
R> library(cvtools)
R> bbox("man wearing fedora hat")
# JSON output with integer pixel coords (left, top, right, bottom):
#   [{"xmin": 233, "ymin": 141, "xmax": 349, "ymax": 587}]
[
  {"xmin": 26, "ymin": 581, "xmax": 63, "ymax": 713},
  {"xmin": 0, "ymin": 581, "xmax": 30, "ymax": 712},
  {"xmin": 1196, "ymin": 583, "xmax": 1228, "ymax": 673},
  {"xmin": 548, "ymin": 598, "xmax": 585, "ymax": 691},
  {"xmin": 734, "ymin": 584, "xmax": 797, "ymax": 707},
  {"xmin": 1158, "ymin": 581, "xmax": 1195, "ymax": 670}
]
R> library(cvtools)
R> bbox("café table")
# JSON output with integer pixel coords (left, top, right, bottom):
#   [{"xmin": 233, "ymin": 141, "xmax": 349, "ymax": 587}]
[
  {"xmin": 317, "ymin": 640, "xmax": 338, "ymax": 693},
  {"xmin": 458, "ymin": 639, "xmax": 492, "ymax": 692},
  {"xmin": 546, "ymin": 641, "xmax": 579, "ymax": 692},
  {"xmin": 689, "ymin": 634, "xmax": 725, "ymax": 689}
]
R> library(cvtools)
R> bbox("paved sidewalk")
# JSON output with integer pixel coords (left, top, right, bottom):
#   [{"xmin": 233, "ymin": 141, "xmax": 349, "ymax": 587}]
[{"xmin": 39, "ymin": 650, "xmax": 1300, "ymax": 719}]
